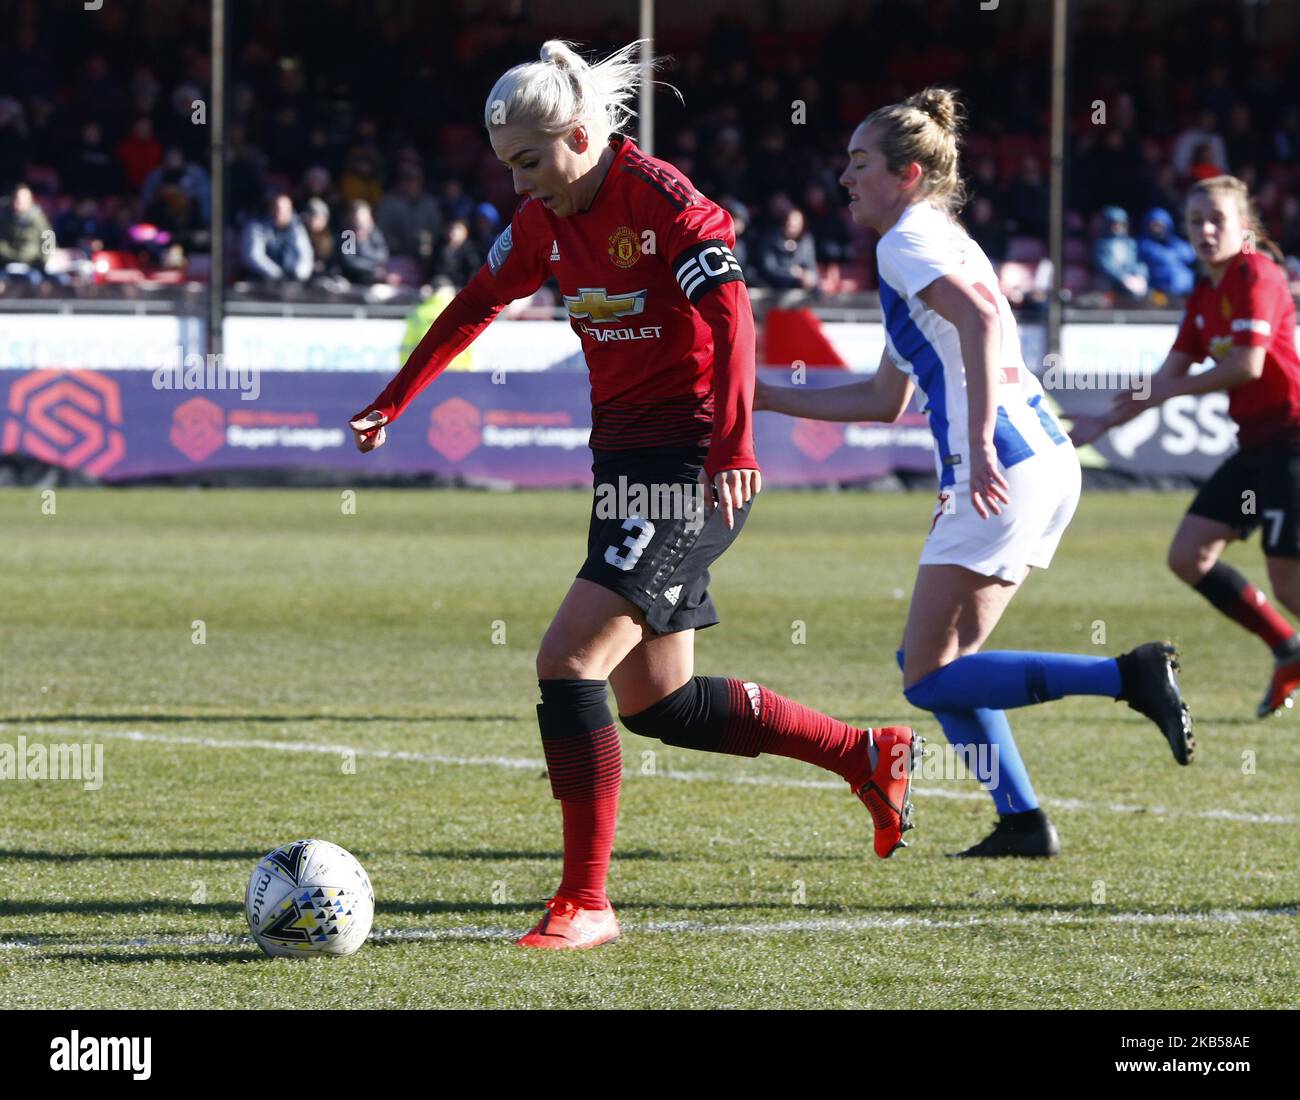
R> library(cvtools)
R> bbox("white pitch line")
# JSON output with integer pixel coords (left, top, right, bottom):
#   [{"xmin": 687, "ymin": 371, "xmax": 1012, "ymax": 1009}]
[
  {"xmin": 10, "ymin": 727, "xmax": 1298, "ymax": 827},
  {"xmin": 636, "ymin": 907, "xmax": 1300, "ymax": 935},
  {"xmin": 2, "ymin": 906, "xmax": 1296, "ymax": 952}
]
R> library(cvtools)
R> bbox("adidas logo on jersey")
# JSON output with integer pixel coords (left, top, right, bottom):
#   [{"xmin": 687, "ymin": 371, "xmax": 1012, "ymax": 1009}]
[
  {"xmin": 550, "ymin": 240, "xmax": 560, "ymax": 262},
  {"xmin": 742, "ymin": 681, "xmax": 762, "ymax": 718},
  {"xmin": 663, "ymin": 584, "xmax": 683, "ymax": 606}
]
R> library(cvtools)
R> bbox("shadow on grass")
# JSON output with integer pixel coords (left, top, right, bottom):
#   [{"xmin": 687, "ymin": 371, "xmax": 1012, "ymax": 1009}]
[
  {"xmin": 372, "ymin": 897, "xmax": 1300, "ymax": 918},
  {"xmin": 1197, "ymin": 715, "xmax": 1288, "ymax": 726},
  {"xmin": 0, "ymin": 848, "xmax": 264, "ymax": 863},
  {"xmin": 0, "ymin": 900, "xmax": 243, "ymax": 916},
  {"xmin": 50, "ymin": 948, "xmax": 266, "ymax": 965},
  {"xmin": 416, "ymin": 847, "xmax": 677, "ymax": 862},
  {"xmin": 1, "ymin": 713, "xmax": 522, "ymax": 725},
  {"xmin": 378, "ymin": 900, "xmax": 545, "ymax": 914}
]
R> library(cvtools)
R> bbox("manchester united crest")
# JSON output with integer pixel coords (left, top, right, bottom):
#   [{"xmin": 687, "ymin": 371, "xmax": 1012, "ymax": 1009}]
[{"xmin": 608, "ymin": 225, "xmax": 641, "ymax": 268}]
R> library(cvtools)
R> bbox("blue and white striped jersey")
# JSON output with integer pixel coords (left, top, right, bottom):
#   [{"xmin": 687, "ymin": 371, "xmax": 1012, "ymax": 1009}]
[{"xmin": 876, "ymin": 201, "xmax": 1067, "ymax": 488}]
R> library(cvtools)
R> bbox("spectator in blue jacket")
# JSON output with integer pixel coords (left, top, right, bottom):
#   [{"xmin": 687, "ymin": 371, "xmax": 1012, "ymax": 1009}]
[
  {"xmin": 141, "ymin": 147, "xmax": 211, "ymax": 224},
  {"xmin": 1093, "ymin": 205, "xmax": 1149, "ymax": 300},
  {"xmin": 240, "ymin": 192, "xmax": 313, "ymax": 283},
  {"xmin": 1137, "ymin": 207, "xmax": 1197, "ymax": 296}
]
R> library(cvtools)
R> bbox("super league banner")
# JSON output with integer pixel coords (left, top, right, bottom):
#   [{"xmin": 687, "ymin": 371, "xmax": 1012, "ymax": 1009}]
[
  {"xmin": 0, "ymin": 367, "xmax": 944, "ymax": 486},
  {"xmin": 0, "ymin": 365, "xmax": 1233, "ymax": 485}
]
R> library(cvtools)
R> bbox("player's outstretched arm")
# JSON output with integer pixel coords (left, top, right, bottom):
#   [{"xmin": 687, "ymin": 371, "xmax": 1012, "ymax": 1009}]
[
  {"xmin": 349, "ymin": 270, "xmax": 511, "ymax": 452},
  {"xmin": 755, "ymin": 351, "xmax": 914, "ymax": 423},
  {"xmin": 1149, "ymin": 344, "xmax": 1264, "ymax": 397},
  {"xmin": 1068, "ymin": 348, "xmax": 1199, "ymax": 446}
]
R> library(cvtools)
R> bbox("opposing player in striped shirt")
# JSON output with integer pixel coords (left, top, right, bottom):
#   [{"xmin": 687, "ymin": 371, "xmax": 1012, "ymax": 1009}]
[{"xmin": 759, "ymin": 88, "xmax": 1194, "ymax": 858}]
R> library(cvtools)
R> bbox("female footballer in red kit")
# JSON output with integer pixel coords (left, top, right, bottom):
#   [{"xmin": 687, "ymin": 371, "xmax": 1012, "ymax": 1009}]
[
  {"xmin": 349, "ymin": 41, "xmax": 920, "ymax": 950},
  {"xmin": 1072, "ymin": 175, "xmax": 1300, "ymax": 719}
]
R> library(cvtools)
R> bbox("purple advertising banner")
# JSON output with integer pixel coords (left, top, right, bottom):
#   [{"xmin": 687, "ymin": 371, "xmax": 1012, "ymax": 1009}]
[{"xmin": 0, "ymin": 367, "xmax": 941, "ymax": 486}]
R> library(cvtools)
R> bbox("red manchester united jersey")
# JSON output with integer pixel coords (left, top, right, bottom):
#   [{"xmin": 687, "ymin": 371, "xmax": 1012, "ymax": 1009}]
[
  {"xmin": 358, "ymin": 134, "xmax": 757, "ymax": 475},
  {"xmin": 1172, "ymin": 250, "xmax": 1300, "ymax": 448}
]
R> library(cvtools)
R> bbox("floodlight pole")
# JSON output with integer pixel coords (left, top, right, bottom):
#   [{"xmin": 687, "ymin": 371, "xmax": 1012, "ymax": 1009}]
[
  {"xmin": 639, "ymin": 0, "xmax": 654, "ymax": 155},
  {"xmin": 1048, "ymin": 0, "xmax": 1068, "ymax": 358},
  {"xmin": 209, "ymin": 0, "xmax": 225, "ymax": 358}
]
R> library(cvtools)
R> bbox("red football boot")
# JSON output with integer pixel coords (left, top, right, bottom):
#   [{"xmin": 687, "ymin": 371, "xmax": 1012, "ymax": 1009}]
[
  {"xmin": 516, "ymin": 896, "xmax": 621, "ymax": 950},
  {"xmin": 854, "ymin": 726, "xmax": 921, "ymax": 859},
  {"xmin": 1257, "ymin": 653, "xmax": 1300, "ymax": 718}
]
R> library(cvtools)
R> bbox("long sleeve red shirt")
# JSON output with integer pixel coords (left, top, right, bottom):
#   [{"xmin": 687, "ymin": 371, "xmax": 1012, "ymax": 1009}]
[{"xmin": 354, "ymin": 134, "xmax": 759, "ymax": 477}]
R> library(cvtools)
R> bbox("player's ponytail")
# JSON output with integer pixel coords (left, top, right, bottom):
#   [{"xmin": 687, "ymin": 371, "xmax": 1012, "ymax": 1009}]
[
  {"xmin": 864, "ymin": 86, "xmax": 967, "ymax": 217},
  {"xmin": 484, "ymin": 39, "xmax": 675, "ymax": 146},
  {"xmin": 1186, "ymin": 175, "xmax": 1285, "ymax": 265}
]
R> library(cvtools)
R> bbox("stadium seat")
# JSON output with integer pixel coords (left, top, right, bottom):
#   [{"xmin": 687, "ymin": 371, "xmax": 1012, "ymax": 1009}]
[
  {"xmin": 42, "ymin": 248, "xmax": 89, "ymax": 278},
  {"xmin": 25, "ymin": 165, "xmax": 61, "ymax": 195},
  {"xmin": 1063, "ymin": 263, "xmax": 1092, "ymax": 294},
  {"xmin": 438, "ymin": 124, "xmax": 481, "ymax": 174},
  {"xmin": 385, "ymin": 255, "xmax": 424, "ymax": 287},
  {"xmin": 817, "ymin": 262, "xmax": 843, "ymax": 295},
  {"xmin": 90, "ymin": 250, "xmax": 144, "ymax": 285},
  {"xmin": 1007, "ymin": 236, "xmax": 1047, "ymax": 263},
  {"xmin": 997, "ymin": 135, "xmax": 1040, "ymax": 178},
  {"xmin": 141, "ymin": 267, "xmax": 185, "ymax": 286}
]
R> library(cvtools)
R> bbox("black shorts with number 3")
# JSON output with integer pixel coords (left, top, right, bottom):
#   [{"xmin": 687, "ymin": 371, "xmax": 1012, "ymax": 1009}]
[
  {"xmin": 576, "ymin": 448, "xmax": 749, "ymax": 634},
  {"xmin": 1187, "ymin": 439, "xmax": 1300, "ymax": 557}
]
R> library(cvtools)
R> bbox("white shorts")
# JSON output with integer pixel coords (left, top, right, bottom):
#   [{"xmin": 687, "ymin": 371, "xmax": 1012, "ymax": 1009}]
[{"xmin": 919, "ymin": 442, "xmax": 1082, "ymax": 582}]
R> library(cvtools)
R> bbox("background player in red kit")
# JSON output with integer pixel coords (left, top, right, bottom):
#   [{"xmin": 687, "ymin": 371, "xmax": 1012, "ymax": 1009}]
[
  {"xmin": 1072, "ymin": 175, "xmax": 1300, "ymax": 718},
  {"xmin": 348, "ymin": 40, "xmax": 921, "ymax": 949}
]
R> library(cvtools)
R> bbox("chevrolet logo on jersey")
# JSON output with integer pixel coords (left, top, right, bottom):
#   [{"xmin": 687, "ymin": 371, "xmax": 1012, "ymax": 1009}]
[{"xmin": 564, "ymin": 288, "xmax": 647, "ymax": 323}]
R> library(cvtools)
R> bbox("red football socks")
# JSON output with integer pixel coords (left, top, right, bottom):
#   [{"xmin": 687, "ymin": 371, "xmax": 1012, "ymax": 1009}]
[
  {"xmin": 538, "ymin": 680, "xmax": 624, "ymax": 911},
  {"xmin": 1194, "ymin": 563, "xmax": 1298, "ymax": 654},
  {"xmin": 541, "ymin": 723, "xmax": 622, "ymax": 910},
  {"xmin": 718, "ymin": 679, "xmax": 877, "ymax": 790}
]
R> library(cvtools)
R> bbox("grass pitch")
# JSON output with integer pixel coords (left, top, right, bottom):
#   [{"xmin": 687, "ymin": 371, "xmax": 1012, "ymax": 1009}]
[{"xmin": 0, "ymin": 487, "xmax": 1296, "ymax": 1009}]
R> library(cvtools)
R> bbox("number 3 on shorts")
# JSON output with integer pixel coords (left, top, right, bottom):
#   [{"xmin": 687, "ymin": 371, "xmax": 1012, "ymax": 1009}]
[{"xmin": 606, "ymin": 516, "xmax": 656, "ymax": 571}]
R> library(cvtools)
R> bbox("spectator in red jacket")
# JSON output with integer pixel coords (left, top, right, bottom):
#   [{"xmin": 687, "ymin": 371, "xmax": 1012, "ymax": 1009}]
[{"xmin": 117, "ymin": 117, "xmax": 163, "ymax": 191}]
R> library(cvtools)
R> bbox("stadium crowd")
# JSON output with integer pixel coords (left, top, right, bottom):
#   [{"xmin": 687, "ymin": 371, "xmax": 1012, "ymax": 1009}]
[{"xmin": 1, "ymin": 0, "xmax": 1298, "ymax": 305}]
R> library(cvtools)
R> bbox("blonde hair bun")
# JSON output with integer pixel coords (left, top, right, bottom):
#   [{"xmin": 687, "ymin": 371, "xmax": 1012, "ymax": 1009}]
[
  {"xmin": 485, "ymin": 39, "xmax": 676, "ymax": 146},
  {"xmin": 905, "ymin": 88, "xmax": 963, "ymax": 136}
]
